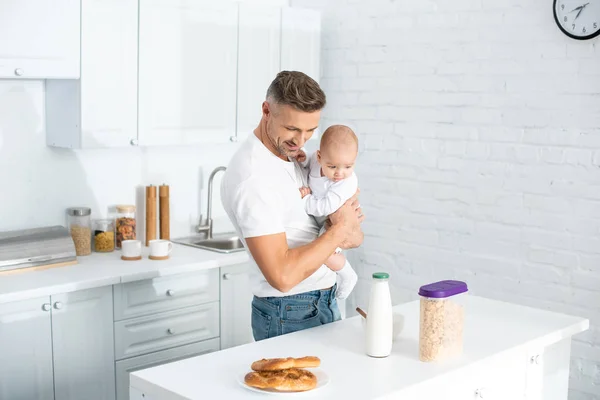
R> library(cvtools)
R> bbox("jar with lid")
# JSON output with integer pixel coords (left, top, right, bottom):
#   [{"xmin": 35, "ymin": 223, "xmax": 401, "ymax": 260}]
[
  {"xmin": 93, "ymin": 219, "xmax": 115, "ymax": 253},
  {"xmin": 418, "ymin": 280, "xmax": 468, "ymax": 362},
  {"xmin": 67, "ymin": 207, "xmax": 92, "ymax": 256},
  {"xmin": 115, "ymin": 205, "xmax": 136, "ymax": 249}
]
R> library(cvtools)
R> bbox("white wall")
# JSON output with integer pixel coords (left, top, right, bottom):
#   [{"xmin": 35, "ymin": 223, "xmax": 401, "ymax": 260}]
[
  {"xmin": 292, "ymin": 0, "xmax": 600, "ymax": 398},
  {"xmin": 0, "ymin": 80, "xmax": 239, "ymax": 237}
]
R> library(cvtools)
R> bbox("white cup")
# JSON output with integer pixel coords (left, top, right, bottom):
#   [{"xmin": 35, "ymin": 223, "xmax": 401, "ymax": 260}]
[
  {"xmin": 121, "ymin": 240, "xmax": 142, "ymax": 258},
  {"xmin": 149, "ymin": 239, "xmax": 173, "ymax": 257}
]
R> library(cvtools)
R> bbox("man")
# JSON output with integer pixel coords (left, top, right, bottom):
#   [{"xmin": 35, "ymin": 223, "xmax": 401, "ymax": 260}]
[{"xmin": 221, "ymin": 71, "xmax": 365, "ymax": 341}]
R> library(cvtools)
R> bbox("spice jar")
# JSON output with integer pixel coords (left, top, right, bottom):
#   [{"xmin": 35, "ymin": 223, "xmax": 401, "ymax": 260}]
[
  {"xmin": 67, "ymin": 207, "xmax": 92, "ymax": 256},
  {"xmin": 418, "ymin": 280, "xmax": 468, "ymax": 362},
  {"xmin": 115, "ymin": 205, "xmax": 136, "ymax": 249},
  {"xmin": 93, "ymin": 219, "xmax": 115, "ymax": 253}
]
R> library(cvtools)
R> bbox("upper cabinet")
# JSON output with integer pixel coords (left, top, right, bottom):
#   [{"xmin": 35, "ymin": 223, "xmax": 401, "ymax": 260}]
[
  {"xmin": 46, "ymin": 0, "xmax": 138, "ymax": 148},
  {"xmin": 236, "ymin": 4, "xmax": 282, "ymax": 141},
  {"xmin": 281, "ymin": 7, "xmax": 321, "ymax": 83},
  {"xmin": 0, "ymin": 0, "xmax": 80, "ymax": 79},
  {"xmin": 137, "ymin": 1, "xmax": 238, "ymax": 146},
  {"xmin": 43, "ymin": 2, "xmax": 321, "ymax": 148}
]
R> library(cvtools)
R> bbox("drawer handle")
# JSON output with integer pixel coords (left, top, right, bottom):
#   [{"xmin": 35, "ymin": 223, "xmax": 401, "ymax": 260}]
[
  {"xmin": 14, "ymin": 68, "xmax": 24, "ymax": 76},
  {"xmin": 166, "ymin": 289, "xmax": 175, "ymax": 296},
  {"xmin": 41, "ymin": 303, "xmax": 51, "ymax": 312},
  {"xmin": 223, "ymin": 272, "xmax": 246, "ymax": 280},
  {"xmin": 54, "ymin": 302, "xmax": 63, "ymax": 310},
  {"xmin": 167, "ymin": 328, "xmax": 175, "ymax": 335}
]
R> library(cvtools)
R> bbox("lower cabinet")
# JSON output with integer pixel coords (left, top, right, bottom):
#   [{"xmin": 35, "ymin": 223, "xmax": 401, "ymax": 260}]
[
  {"xmin": 220, "ymin": 263, "xmax": 255, "ymax": 350},
  {"xmin": 115, "ymin": 338, "xmax": 220, "ymax": 400},
  {"xmin": 0, "ymin": 286, "xmax": 115, "ymax": 400}
]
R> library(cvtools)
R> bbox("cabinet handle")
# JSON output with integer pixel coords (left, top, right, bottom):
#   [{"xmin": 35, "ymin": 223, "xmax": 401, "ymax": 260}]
[
  {"xmin": 167, "ymin": 328, "xmax": 175, "ymax": 335},
  {"xmin": 229, "ymin": 136, "xmax": 238, "ymax": 142},
  {"xmin": 530, "ymin": 355, "xmax": 540, "ymax": 364},
  {"xmin": 475, "ymin": 388, "xmax": 488, "ymax": 398},
  {"xmin": 130, "ymin": 138, "xmax": 138, "ymax": 146},
  {"xmin": 53, "ymin": 302, "xmax": 63, "ymax": 310},
  {"xmin": 14, "ymin": 68, "xmax": 24, "ymax": 76},
  {"xmin": 223, "ymin": 272, "xmax": 245, "ymax": 280},
  {"xmin": 166, "ymin": 289, "xmax": 175, "ymax": 296},
  {"xmin": 42, "ymin": 303, "xmax": 51, "ymax": 312}
]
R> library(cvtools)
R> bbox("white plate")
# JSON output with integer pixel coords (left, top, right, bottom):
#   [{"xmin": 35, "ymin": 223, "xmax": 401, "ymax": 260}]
[{"xmin": 237, "ymin": 368, "xmax": 330, "ymax": 396}]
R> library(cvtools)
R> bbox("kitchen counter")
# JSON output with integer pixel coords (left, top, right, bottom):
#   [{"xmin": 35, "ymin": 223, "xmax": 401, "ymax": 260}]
[
  {"xmin": 129, "ymin": 295, "xmax": 589, "ymax": 400},
  {"xmin": 0, "ymin": 243, "xmax": 249, "ymax": 304}
]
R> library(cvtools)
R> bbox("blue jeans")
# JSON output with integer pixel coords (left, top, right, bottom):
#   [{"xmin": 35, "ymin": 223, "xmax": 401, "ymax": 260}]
[{"xmin": 251, "ymin": 284, "xmax": 342, "ymax": 341}]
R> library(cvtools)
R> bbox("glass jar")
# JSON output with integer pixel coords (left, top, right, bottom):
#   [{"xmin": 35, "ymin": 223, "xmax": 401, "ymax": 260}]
[
  {"xmin": 115, "ymin": 205, "xmax": 136, "ymax": 249},
  {"xmin": 67, "ymin": 207, "xmax": 92, "ymax": 256},
  {"xmin": 93, "ymin": 219, "xmax": 115, "ymax": 253},
  {"xmin": 418, "ymin": 280, "xmax": 468, "ymax": 362}
]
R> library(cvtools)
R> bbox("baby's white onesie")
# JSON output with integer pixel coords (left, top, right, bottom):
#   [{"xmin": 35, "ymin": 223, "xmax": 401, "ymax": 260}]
[{"xmin": 300, "ymin": 150, "xmax": 359, "ymax": 300}]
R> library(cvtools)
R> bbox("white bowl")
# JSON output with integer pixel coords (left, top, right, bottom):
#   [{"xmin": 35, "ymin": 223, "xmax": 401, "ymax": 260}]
[{"xmin": 360, "ymin": 311, "xmax": 405, "ymax": 341}]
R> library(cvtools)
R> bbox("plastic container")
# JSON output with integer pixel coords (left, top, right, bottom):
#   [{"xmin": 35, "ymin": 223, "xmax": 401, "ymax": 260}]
[
  {"xmin": 365, "ymin": 272, "xmax": 393, "ymax": 358},
  {"xmin": 418, "ymin": 280, "xmax": 468, "ymax": 362},
  {"xmin": 93, "ymin": 219, "xmax": 115, "ymax": 253},
  {"xmin": 115, "ymin": 205, "xmax": 136, "ymax": 249},
  {"xmin": 67, "ymin": 207, "xmax": 92, "ymax": 256}
]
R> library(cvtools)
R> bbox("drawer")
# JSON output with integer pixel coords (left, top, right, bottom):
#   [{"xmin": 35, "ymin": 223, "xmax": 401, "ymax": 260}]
[
  {"xmin": 113, "ymin": 269, "xmax": 219, "ymax": 321},
  {"xmin": 115, "ymin": 302, "xmax": 220, "ymax": 360},
  {"xmin": 116, "ymin": 338, "xmax": 220, "ymax": 400}
]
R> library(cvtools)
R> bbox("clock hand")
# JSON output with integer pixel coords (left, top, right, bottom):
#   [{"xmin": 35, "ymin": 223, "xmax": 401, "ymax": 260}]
[{"xmin": 574, "ymin": 3, "xmax": 590, "ymax": 20}]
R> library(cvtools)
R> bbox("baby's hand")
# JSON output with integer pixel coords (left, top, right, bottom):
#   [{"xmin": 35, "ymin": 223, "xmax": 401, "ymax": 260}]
[
  {"xmin": 295, "ymin": 150, "xmax": 307, "ymax": 164},
  {"xmin": 299, "ymin": 186, "xmax": 312, "ymax": 198}
]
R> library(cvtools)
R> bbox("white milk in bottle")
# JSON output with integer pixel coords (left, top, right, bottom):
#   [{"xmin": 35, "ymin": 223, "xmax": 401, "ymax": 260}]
[{"xmin": 366, "ymin": 272, "xmax": 393, "ymax": 357}]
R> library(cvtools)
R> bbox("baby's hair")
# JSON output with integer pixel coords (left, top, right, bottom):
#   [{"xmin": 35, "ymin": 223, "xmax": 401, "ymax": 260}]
[{"xmin": 320, "ymin": 125, "xmax": 358, "ymax": 152}]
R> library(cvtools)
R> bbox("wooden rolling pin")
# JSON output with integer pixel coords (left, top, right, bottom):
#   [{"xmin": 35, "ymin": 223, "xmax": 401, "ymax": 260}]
[
  {"xmin": 159, "ymin": 184, "xmax": 170, "ymax": 240},
  {"xmin": 145, "ymin": 185, "xmax": 157, "ymax": 246}
]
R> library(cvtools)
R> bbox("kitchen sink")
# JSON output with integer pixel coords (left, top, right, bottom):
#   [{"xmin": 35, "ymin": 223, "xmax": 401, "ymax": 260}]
[{"xmin": 173, "ymin": 234, "xmax": 246, "ymax": 254}]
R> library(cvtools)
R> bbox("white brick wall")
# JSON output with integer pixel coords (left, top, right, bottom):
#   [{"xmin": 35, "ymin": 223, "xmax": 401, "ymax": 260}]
[{"xmin": 293, "ymin": 0, "xmax": 600, "ymax": 397}]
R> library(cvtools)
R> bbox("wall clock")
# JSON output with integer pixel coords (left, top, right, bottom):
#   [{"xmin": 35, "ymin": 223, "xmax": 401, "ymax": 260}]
[{"xmin": 554, "ymin": 0, "xmax": 600, "ymax": 40}]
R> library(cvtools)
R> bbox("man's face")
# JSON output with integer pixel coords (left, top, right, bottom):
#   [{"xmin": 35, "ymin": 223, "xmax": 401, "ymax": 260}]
[{"xmin": 262, "ymin": 101, "xmax": 321, "ymax": 160}]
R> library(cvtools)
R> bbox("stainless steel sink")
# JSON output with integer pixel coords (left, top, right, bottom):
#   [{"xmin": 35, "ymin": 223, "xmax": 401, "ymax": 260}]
[{"xmin": 173, "ymin": 234, "xmax": 246, "ymax": 254}]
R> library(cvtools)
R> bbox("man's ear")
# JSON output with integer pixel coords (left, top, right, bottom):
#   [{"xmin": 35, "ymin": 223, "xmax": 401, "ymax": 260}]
[{"xmin": 262, "ymin": 101, "xmax": 270, "ymax": 119}]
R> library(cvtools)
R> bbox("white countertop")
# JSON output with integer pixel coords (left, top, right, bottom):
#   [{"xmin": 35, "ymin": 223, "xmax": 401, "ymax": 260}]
[
  {"xmin": 0, "ymin": 244, "xmax": 249, "ymax": 304},
  {"xmin": 130, "ymin": 295, "xmax": 589, "ymax": 400}
]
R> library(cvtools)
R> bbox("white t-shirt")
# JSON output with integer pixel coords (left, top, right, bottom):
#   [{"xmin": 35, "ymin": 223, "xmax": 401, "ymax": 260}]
[
  {"xmin": 302, "ymin": 150, "xmax": 359, "ymax": 225},
  {"xmin": 220, "ymin": 134, "xmax": 337, "ymax": 297}
]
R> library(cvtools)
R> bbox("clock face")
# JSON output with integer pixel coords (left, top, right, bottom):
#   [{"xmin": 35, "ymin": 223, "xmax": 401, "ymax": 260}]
[{"xmin": 554, "ymin": 0, "xmax": 600, "ymax": 39}]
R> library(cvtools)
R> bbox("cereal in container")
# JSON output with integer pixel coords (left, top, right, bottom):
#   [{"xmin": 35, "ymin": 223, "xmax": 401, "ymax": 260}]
[
  {"xmin": 418, "ymin": 280, "xmax": 468, "ymax": 362},
  {"xmin": 67, "ymin": 207, "xmax": 92, "ymax": 256},
  {"xmin": 115, "ymin": 205, "xmax": 136, "ymax": 249},
  {"xmin": 93, "ymin": 219, "xmax": 115, "ymax": 252}
]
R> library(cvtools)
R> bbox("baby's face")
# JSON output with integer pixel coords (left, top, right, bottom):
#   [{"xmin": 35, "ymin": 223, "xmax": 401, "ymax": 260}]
[{"xmin": 317, "ymin": 146, "xmax": 357, "ymax": 182}]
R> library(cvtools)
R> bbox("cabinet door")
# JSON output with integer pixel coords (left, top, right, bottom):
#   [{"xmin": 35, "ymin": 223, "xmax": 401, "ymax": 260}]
[
  {"xmin": 51, "ymin": 286, "xmax": 116, "ymax": 400},
  {"xmin": 138, "ymin": 0, "xmax": 238, "ymax": 146},
  {"xmin": 220, "ymin": 263, "xmax": 254, "ymax": 350},
  {"xmin": 281, "ymin": 7, "xmax": 321, "ymax": 83},
  {"xmin": 0, "ymin": 297, "xmax": 54, "ymax": 400},
  {"xmin": 0, "ymin": 0, "xmax": 80, "ymax": 78},
  {"xmin": 236, "ymin": 4, "xmax": 281, "ymax": 141},
  {"xmin": 116, "ymin": 338, "xmax": 220, "ymax": 400},
  {"xmin": 80, "ymin": 0, "xmax": 139, "ymax": 147}
]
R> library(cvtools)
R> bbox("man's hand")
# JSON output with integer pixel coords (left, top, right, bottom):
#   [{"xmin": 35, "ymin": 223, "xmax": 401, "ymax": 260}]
[
  {"xmin": 328, "ymin": 189, "xmax": 364, "ymax": 249},
  {"xmin": 299, "ymin": 186, "xmax": 312, "ymax": 198},
  {"xmin": 295, "ymin": 149, "xmax": 307, "ymax": 164}
]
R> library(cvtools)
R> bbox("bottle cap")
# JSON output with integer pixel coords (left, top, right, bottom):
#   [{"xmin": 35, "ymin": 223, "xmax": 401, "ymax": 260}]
[{"xmin": 372, "ymin": 272, "xmax": 389, "ymax": 280}]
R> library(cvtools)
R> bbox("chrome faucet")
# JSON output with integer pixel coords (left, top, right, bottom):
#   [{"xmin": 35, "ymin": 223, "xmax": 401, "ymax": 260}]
[{"xmin": 197, "ymin": 166, "xmax": 227, "ymax": 239}]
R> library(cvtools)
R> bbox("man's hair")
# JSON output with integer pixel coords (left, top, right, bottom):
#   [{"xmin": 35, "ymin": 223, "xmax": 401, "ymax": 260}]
[{"xmin": 266, "ymin": 71, "xmax": 326, "ymax": 113}]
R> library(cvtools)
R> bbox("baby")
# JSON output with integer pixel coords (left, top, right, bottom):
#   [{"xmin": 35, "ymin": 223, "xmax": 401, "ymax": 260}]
[{"xmin": 296, "ymin": 124, "xmax": 359, "ymax": 300}]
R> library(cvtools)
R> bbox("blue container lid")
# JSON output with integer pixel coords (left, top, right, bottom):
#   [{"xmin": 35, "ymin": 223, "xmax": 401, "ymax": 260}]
[{"xmin": 418, "ymin": 280, "xmax": 468, "ymax": 298}]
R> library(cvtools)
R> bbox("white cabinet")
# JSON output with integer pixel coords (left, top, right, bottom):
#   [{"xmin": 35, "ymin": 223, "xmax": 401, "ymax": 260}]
[
  {"xmin": 281, "ymin": 7, "xmax": 321, "ymax": 83},
  {"xmin": 0, "ymin": 0, "xmax": 80, "ymax": 79},
  {"xmin": 236, "ymin": 4, "xmax": 282, "ymax": 141},
  {"xmin": 137, "ymin": 1, "xmax": 238, "ymax": 146},
  {"xmin": 46, "ymin": 0, "xmax": 138, "ymax": 149},
  {"xmin": 220, "ymin": 263, "xmax": 254, "ymax": 350}
]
